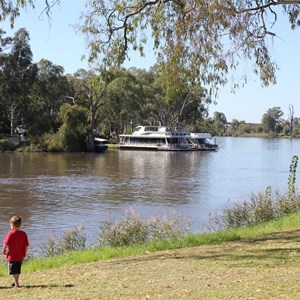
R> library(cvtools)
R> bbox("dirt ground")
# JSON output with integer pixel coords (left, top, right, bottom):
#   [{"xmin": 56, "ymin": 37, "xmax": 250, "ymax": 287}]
[{"xmin": 1, "ymin": 230, "xmax": 300, "ymax": 299}]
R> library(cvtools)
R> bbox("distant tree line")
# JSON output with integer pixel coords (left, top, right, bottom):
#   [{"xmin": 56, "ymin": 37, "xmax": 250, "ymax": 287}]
[
  {"xmin": 1, "ymin": 29, "xmax": 299, "ymax": 152},
  {"xmin": 211, "ymin": 106, "xmax": 300, "ymax": 137}
]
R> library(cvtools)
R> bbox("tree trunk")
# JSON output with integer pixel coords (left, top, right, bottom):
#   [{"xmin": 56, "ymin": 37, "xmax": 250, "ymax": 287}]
[
  {"xmin": 289, "ymin": 104, "xmax": 294, "ymax": 135},
  {"xmin": 10, "ymin": 101, "xmax": 16, "ymax": 136},
  {"xmin": 86, "ymin": 109, "xmax": 95, "ymax": 152}
]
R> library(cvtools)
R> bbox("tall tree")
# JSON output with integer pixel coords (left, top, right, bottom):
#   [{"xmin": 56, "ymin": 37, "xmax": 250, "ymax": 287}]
[
  {"xmin": 213, "ymin": 111, "xmax": 227, "ymax": 135},
  {"xmin": 261, "ymin": 106, "xmax": 284, "ymax": 133},
  {"xmin": 69, "ymin": 69, "xmax": 114, "ymax": 151},
  {"xmin": 153, "ymin": 63, "xmax": 210, "ymax": 125},
  {"xmin": 0, "ymin": 29, "xmax": 12, "ymax": 130},
  {"xmin": 27, "ymin": 59, "xmax": 71, "ymax": 135},
  {"xmin": 100, "ymin": 68, "xmax": 143, "ymax": 137},
  {"xmin": 129, "ymin": 66, "xmax": 210, "ymax": 128},
  {"xmin": 81, "ymin": 0, "xmax": 300, "ymax": 93},
  {"xmin": 0, "ymin": 28, "xmax": 37, "ymax": 135},
  {"xmin": 57, "ymin": 103, "xmax": 87, "ymax": 152}
]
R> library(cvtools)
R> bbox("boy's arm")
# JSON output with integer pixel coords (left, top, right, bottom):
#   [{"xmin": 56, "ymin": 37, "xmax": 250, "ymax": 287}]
[
  {"xmin": 2, "ymin": 244, "xmax": 8, "ymax": 255},
  {"xmin": 24, "ymin": 246, "xmax": 28, "ymax": 259}
]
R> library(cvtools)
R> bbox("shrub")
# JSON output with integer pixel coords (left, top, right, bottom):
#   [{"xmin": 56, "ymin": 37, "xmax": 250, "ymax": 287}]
[
  {"xmin": 40, "ymin": 225, "xmax": 86, "ymax": 257},
  {"xmin": 99, "ymin": 210, "xmax": 148, "ymax": 247},
  {"xmin": 98, "ymin": 208, "xmax": 191, "ymax": 247},
  {"xmin": 0, "ymin": 139, "xmax": 19, "ymax": 151}
]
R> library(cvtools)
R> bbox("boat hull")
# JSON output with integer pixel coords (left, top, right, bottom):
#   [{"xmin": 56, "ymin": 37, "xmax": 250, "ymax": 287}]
[
  {"xmin": 119, "ymin": 144, "xmax": 195, "ymax": 151},
  {"xmin": 94, "ymin": 144, "xmax": 108, "ymax": 153},
  {"xmin": 94, "ymin": 137, "xmax": 108, "ymax": 153}
]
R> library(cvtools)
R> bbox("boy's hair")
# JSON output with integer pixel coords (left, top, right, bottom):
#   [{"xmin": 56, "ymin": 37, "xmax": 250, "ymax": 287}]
[{"xmin": 10, "ymin": 216, "xmax": 22, "ymax": 228}]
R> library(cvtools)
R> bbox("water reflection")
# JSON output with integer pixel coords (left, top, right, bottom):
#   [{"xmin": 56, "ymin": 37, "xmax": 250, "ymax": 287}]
[{"xmin": 1, "ymin": 137, "xmax": 300, "ymax": 253}]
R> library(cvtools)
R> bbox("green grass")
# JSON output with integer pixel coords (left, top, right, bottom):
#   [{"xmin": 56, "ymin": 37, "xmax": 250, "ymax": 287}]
[
  {"xmin": 1, "ymin": 212, "xmax": 299, "ymax": 278},
  {"xmin": 107, "ymin": 143, "xmax": 118, "ymax": 149}
]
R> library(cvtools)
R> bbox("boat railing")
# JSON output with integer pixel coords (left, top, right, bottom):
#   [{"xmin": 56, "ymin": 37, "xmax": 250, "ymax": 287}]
[{"xmin": 120, "ymin": 140, "xmax": 193, "ymax": 149}]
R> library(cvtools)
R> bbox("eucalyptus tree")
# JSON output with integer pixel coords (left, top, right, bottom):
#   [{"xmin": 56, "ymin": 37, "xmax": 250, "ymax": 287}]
[
  {"xmin": 0, "ymin": 0, "xmax": 56, "ymax": 28},
  {"xmin": 0, "ymin": 29, "xmax": 12, "ymax": 131},
  {"xmin": 157, "ymin": 66, "xmax": 210, "ymax": 126},
  {"xmin": 261, "ymin": 106, "xmax": 284, "ymax": 133},
  {"xmin": 0, "ymin": 28, "xmax": 37, "ymax": 135},
  {"xmin": 128, "ymin": 66, "xmax": 210, "ymax": 128},
  {"xmin": 81, "ymin": 0, "xmax": 300, "ymax": 94},
  {"xmin": 100, "ymin": 68, "xmax": 144, "ymax": 137},
  {"xmin": 27, "ymin": 59, "xmax": 71, "ymax": 135},
  {"xmin": 229, "ymin": 119, "xmax": 242, "ymax": 135},
  {"xmin": 69, "ymin": 69, "xmax": 114, "ymax": 151},
  {"xmin": 213, "ymin": 111, "xmax": 228, "ymax": 135}
]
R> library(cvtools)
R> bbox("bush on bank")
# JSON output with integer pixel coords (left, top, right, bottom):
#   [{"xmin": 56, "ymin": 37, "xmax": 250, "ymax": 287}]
[{"xmin": 0, "ymin": 139, "xmax": 20, "ymax": 151}]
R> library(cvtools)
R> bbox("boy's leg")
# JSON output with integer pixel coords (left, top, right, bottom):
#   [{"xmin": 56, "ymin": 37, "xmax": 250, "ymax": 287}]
[
  {"xmin": 12, "ymin": 274, "xmax": 20, "ymax": 288},
  {"xmin": 8, "ymin": 262, "xmax": 22, "ymax": 288}
]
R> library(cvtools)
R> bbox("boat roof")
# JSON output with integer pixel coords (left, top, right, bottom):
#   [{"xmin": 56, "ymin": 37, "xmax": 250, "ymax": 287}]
[
  {"xmin": 94, "ymin": 137, "xmax": 108, "ymax": 142},
  {"xmin": 190, "ymin": 133, "xmax": 213, "ymax": 139},
  {"xmin": 120, "ymin": 125, "xmax": 190, "ymax": 137}
]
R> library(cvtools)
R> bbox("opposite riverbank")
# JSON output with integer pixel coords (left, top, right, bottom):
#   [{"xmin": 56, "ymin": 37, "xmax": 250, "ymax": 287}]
[{"xmin": 1, "ymin": 213, "xmax": 300, "ymax": 299}]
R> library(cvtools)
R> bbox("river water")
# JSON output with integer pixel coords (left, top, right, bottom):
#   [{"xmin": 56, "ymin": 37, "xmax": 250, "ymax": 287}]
[{"xmin": 1, "ymin": 137, "xmax": 300, "ymax": 254}]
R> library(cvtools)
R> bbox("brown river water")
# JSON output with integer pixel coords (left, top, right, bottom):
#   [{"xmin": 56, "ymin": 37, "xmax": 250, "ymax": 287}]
[{"xmin": 1, "ymin": 137, "xmax": 300, "ymax": 254}]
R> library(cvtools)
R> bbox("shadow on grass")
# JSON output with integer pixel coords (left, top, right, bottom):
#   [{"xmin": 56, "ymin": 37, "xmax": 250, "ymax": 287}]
[
  {"xmin": 103, "ymin": 230, "xmax": 300, "ymax": 267},
  {"xmin": 0, "ymin": 283, "xmax": 74, "ymax": 289},
  {"xmin": 248, "ymin": 230, "xmax": 300, "ymax": 243}
]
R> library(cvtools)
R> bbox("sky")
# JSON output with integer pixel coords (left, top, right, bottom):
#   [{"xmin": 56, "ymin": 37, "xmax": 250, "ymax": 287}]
[{"xmin": 1, "ymin": 0, "xmax": 300, "ymax": 124}]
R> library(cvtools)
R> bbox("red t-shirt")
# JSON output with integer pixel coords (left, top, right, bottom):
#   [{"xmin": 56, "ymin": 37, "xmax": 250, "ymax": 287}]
[{"xmin": 3, "ymin": 229, "xmax": 29, "ymax": 262}]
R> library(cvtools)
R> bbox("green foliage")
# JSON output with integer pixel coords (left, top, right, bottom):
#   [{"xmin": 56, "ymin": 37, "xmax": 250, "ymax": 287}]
[
  {"xmin": 26, "ymin": 59, "xmax": 71, "ymax": 136},
  {"xmin": 0, "ymin": 139, "xmax": 19, "ymax": 151},
  {"xmin": 57, "ymin": 104, "xmax": 87, "ymax": 152},
  {"xmin": 34, "ymin": 132, "xmax": 63, "ymax": 152},
  {"xmin": 213, "ymin": 111, "xmax": 227, "ymax": 135},
  {"xmin": 80, "ymin": 1, "xmax": 300, "ymax": 93},
  {"xmin": 292, "ymin": 126, "xmax": 300, "ymax": 138},
  {"xmin": 0, "ymin": 0, "xmax": 35, "ymax": 28},
  {"xmin": 261, "ymin": 107, "xmax": 284, "ymax": 134},
  {"xmin": 0, "ymin": 28, "xmax": 37, "ymax": 135},
  {"xmin": 288, "ymin": 155, "xmax": 298, "ymax": 198}
]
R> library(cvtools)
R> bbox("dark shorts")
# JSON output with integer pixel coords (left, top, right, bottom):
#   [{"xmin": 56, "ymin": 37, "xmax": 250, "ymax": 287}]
[{"xmin": 8, "ymin": 262, "xmax": 22, "ymax": 275}]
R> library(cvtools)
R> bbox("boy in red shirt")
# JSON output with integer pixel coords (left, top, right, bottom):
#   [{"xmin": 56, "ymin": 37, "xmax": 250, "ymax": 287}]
[{"xmin": 2, "ymin": 216, "xmax": 29, "ymax": 288}]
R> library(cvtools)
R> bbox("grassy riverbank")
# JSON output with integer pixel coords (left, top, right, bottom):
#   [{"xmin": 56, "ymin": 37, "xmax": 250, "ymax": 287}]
[{"xmin": 1, "ymin": 213, "xmax": 300, "ymax": 299}]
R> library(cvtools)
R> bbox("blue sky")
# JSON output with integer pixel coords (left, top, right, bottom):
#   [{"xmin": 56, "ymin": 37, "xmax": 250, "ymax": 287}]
[{"xmin": 2, "ymin": 0, "xmax": 299, "ymax": 123}]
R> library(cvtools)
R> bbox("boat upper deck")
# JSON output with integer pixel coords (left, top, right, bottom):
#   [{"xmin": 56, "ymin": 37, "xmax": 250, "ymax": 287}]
[{"xmin": 120, "ymin": 126, "xmax": 190, "ymax": 137}]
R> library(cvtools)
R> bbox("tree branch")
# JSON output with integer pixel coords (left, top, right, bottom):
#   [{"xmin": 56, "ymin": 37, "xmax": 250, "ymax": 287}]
[{"xmin": 236, "ymin": 1, "xmax": 300, "ymax": 13}]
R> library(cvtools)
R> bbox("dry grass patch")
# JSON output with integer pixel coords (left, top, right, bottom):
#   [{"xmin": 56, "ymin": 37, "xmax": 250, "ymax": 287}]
[{"xmin": 1, "ymin": 230, "xmax": 300, "ymax": 299}]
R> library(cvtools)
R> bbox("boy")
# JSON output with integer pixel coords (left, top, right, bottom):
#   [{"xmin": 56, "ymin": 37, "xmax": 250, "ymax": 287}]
[{"xmin": 2, "ymin": 216, "xmax": 29, "ymax": 288}]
